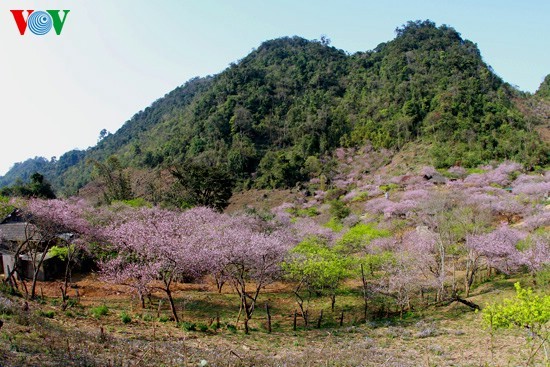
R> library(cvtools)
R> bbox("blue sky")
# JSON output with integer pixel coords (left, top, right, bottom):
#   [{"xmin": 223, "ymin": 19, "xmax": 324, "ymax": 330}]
[{"xmin": 0, "ymin": 0, "xmax": 549, "ymax": 175}]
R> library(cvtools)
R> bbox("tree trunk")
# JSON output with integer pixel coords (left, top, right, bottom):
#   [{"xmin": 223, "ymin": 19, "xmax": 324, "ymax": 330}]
[
  {"xmin": 30, "ymin": 247, "xmax": 51, "ymax": 299},
  {"xmin": 465, "ymin": 276, "xmax": 473, "ymax": 298},
  {"xmin": 165, "ymin": 289, "xmax": 179, "ymax": 324},
  {"xmin": 62, "ymin": 256, "xmax": 73, "ymax": 302},
  {"xmin": 214, "ymin": 273, "xmax": 225, "ymax": 293},
  {"xmin": 5, "ymin": 265, "xmax": 18, "ymax": 290},
  {"xmin": 465, "ymin": 261, "xmax": 472, "ymax": 298},
  {"xmin": 454, "ymin": 296, "xmax": 480, "ymax": 311},
  {"xmin": 437, "ymin": 240, "xmax": 446, "ymax": 302},
  {"xmin": 265, "ymin": 302, "xmax": 272, "ymax": 333},
  {"xmin": 361, "ymin": 264, "xmax": 368, "ymax": 321},
  {"xmin": 139, "ymin": 291, "xmax": 145, "ymax": 309},
  {"xmin": 294, "ymin": 291, "xmax": 309, "ymax": 326}
]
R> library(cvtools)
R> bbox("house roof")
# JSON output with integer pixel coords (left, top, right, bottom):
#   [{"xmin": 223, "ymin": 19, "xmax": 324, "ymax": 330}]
[
  {"xmin": 1, "ymin": 209, "xmax": 25, "ymax": 225},
  {"xmin": 0, "ymin": 222, "xmax": 30, "ymax": 242},
  {"xmin": 0, "ymin": 209, "xmax": 43, "ymax": 244},
  {"xmin": 0, "ymin": 222, "xmax": 41, "ymax": 246}
]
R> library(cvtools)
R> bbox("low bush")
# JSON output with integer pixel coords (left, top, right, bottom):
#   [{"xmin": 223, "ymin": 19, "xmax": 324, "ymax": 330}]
[
  {"xmin": 90, "ymin": 305, "xmax": 109, "ymax": 318},
  {"xmin": 120, "ymin": 311, "xmax": 132, "ymax": 324},
  {"xmin": 180, "ymin": 321, "xmax": 196, "ymax": 331}
]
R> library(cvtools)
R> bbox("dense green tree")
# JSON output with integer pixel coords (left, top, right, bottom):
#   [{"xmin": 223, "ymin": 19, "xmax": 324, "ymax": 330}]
[
  {"xmin": 536, "ymin": 74, "xmax": 550, "ymax": 99},
  {"xmin": 0, "ymin": 172, "xmax": 56, "ymax": 199},
  {"xmin": 90, "ymin": 156, "xmax": 133, "ymax": 204},
  {"xmin": 171, "ymin": 162, "xmax": 235, "ymax": 211},
  {"xmin": 283, "ymin": 236, "xmax": 352, "ymax": 323},
  {"xmin": 483, "ymin": 283, "xmax": 550, "ymax": 365}
]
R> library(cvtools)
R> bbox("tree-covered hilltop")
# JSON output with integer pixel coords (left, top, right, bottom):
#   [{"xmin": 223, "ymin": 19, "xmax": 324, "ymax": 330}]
[
  {"xmin": 537, "ymin": 74, "xmax": 550, "ymax": 99},
  {"xmin": 344, "ymin": 21, "xmax": 546, "ymax": 168},
  {"xmin": 1, "ymin": 20, "xmax": 548, "ymax": 195}
]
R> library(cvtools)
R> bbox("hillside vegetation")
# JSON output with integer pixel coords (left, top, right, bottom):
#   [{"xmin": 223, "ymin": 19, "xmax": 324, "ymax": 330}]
[{"xmin": 1, "ymin": 20, "xmax": 548, "ymax": 197}]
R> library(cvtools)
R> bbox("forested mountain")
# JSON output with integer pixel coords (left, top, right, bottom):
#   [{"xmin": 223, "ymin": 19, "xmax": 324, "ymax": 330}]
[{"xmin": 1, "ymin": 20, "xmax": 548, "ymax": 196}]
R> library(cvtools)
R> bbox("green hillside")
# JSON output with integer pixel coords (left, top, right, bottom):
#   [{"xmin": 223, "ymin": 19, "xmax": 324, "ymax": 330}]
[{"xmin": 1, "ymin": 20, "xmax": 548, "ymax": 196}]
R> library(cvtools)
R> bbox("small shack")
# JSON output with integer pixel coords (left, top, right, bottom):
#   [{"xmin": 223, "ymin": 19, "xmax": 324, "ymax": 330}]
[{"xmin": 0, "ymin": 210, "xmax": 61, "ymax": 281}]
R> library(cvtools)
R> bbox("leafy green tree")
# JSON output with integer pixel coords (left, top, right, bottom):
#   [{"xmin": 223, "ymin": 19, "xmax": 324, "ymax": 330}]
[
  {"xmin": 28, "ymin": 173, "xmax": 56, "ymax": 199},
  {"xmin": 283, "ymin": 237, "xmax": 352, "ymax": 325},
  {"xmin": 0, "ymin": 195, "xmax": 14, "ymax": 219},
  {"xmin": 171, "ymin": 162, "xmax": 235, "ymax": 211},
  {"xmin": 536, "ymin": 74, "xmax": 550, "ymax": 99},
  {"xmin": 483, "ymin": 282, "xmax": 550, "ymax": 365},
  {"xmin": 336, "ymin": 223, "xmax": 390, "ymax": 253},
  {"xmin": 329, "ymin": 199, "xmax": 350, "ymax": 221},
  {"xmin": 0, "ymin": 172, "xmax": 56, "ymax": 199},
  {"xmin": 90, "ymin": 156, "xmax": 133, "ymax": 204}
]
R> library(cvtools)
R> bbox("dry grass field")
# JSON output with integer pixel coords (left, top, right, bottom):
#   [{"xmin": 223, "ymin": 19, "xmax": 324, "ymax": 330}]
[{"xmin": 0, "ymin": 274, "xmax": 543, "ymax": 367}]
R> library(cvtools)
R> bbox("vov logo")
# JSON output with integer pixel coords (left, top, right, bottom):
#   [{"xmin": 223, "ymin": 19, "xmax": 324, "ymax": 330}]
[{"xmin": 11, "ymin": 10, "xmax": 70, "ymax": 36}]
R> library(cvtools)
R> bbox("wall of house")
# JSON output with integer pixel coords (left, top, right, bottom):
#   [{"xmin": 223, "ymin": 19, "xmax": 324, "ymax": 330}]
[
  {"xmin": 2, "ymin": 254, "xmax": 15, "ymax": 277},
  {"xmin": 22, "ymin": 260, "xmax": 47, "ymax": 281}
]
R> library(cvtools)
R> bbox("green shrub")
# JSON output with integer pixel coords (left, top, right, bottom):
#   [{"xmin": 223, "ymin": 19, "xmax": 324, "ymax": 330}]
[
  {"xmin": 180, "ymin": 321, "xmax": 196, "ymax": 331},
  {"xmin": 158, "ymin": 315, "xmax": 170, "ymax": 323},
  {"xmin": 296, "ymin": 207, "xmax": 320, "ymax": 217},
  {"xmin": 466, "ymin": 167, "xmax": 486, "ymax": 174},
  {"xmin": 324, "ymin": 217, "xmax": 344, "ymax": 232},
  {"xmin": 379, "ymin": 183, "xmax": 399, "ymax": 193},
  {"xmin": 351, "ymin": 192, "xmax": 369, "ymax": 202},
  {"xmin": 65, "ymin": 298, "xmax": 80, "ymax": 308},
  {"xmin": 141, "ymin": 313, "xmax": 154, "ymax": 322},
  {"xmin": 336, "ymin": 223, "xmax": 390, "ymax": 253},
  {"xmin": 0, "ymin": 283, "xmax": 21, "ymax": 297},
  {"xmin": 14, "ymin": 313, "xmax": 30, "ymax": 326},
  {"xmin": 536, "ymin": 265, "xmax": 550, "ymax": 288},
  {"xmin": 47, "ymin": 245, "xmax": 69, "ymax": 261},
  {"xmin": 37, "ymin": 310, "xmax": 55, "ymax": 319},
  {"xmin": 483, "ymin": 282, "xmax": 550, "ymax": 363},
  {"xmin": 325, "ymin": 189, "xmax": 346, "ymax": 201},
  {"xmin": 225, "ymin": 323, "xmax": 237, "ymax": 333},
  {"xmin": 114, "ymin": 198, "xmax": 152, "ymax": 208},
  {"xmin": 120, "ymin": 311, "xmax": 132, "ymax": 324},
  {"xmin": 90, "ymin": 305, "xmax": 109, "ymax": 318},
  {"xmin": 329, "ymin": 199, "xmax": 350, "ymax": 220},
  {"xmin": 197, "ymin": 323, "xmax": 209, "ymax": 332}
]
